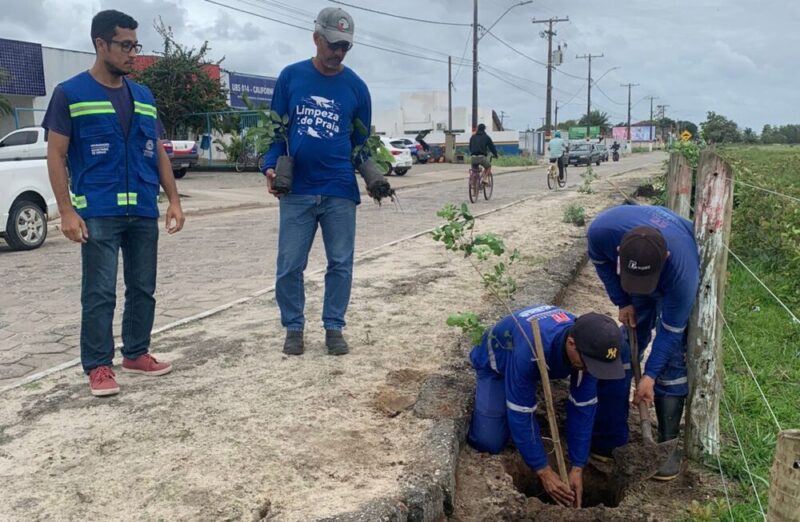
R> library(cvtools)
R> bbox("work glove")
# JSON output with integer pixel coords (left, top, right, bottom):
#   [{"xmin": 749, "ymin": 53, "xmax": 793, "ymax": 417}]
[{"xmin": 358, "ymin": 158, "xmax": 395, "ymax": 201}]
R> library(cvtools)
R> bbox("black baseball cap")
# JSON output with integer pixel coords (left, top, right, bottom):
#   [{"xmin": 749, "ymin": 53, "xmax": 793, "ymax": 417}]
[
  {"xmin": 570, "ymin": 313, "xmax": 624, "ymax": 380},
  {"xmin": 618, "ymin": 226, "xmax": 668, "ymax": 295}
]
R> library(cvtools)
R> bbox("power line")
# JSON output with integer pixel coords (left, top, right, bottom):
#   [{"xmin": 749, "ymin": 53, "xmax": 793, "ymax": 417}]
[
  {"xmin": 481, "ymin": 29, "xmax": 585, "ymax": 81},
  {"xmin": 480, "ymin": 67, "xmax": 544, "ymax": 100},
  {"xmin": 205, "ymin": 0, "xmax": 470, "ymax": 66},
  {"xmin": 593, "ymin": 83, "xmax": 625, "ymax": 105},
  {"xmin": 327, "ymin": 0, "xmax": 472, "ymax": 26}
]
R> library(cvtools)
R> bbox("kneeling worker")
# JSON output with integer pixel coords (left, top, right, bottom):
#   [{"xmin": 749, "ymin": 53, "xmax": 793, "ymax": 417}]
[{"xmin": 467, "ymin": 305, "xmax": 625, "ymax": 508}]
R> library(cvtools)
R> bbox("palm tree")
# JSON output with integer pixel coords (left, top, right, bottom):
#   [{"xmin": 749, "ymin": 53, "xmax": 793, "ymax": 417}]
[
  {"xmin": 578, "ymin": 110, "xmax": 611, "ymax": 135},
  {"xmin": 0, "ymin": 69, "xmax": 12, "ymax": 116}
]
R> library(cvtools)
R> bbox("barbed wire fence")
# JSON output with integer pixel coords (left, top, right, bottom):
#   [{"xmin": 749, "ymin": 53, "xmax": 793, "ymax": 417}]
[{"xmin": 663, "ymin": 149, "xmax": 799, "ymax": 521}]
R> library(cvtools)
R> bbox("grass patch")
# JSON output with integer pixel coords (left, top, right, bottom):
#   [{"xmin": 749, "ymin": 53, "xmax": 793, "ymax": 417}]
[
  {"xmin": 562, "ymin": 204, "xmax": 586, "ymax": 226},
  {"xmin": 698, "ymin": 145, "xmax": 800, "ymax": 520},
  {"xmin": 492, "ymin": 154, "xmax": 538, "ymax": 167}
]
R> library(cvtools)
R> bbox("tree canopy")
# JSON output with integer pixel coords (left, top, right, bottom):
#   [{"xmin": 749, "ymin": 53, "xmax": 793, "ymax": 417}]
[{"xmin": 135, "ymin": 19, "xmax": 228, "ymax": 138}]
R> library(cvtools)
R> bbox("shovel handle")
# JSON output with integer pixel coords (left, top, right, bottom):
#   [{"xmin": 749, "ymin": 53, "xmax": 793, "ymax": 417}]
[{"xmin": 628, "ymin": 325, "xmax": 655, "ymax": 443}]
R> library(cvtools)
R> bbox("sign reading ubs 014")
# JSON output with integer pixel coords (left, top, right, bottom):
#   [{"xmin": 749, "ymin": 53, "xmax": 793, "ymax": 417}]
[{"xmin": 228, "ymin": 71, "xmax": 278, "ymax": 109}]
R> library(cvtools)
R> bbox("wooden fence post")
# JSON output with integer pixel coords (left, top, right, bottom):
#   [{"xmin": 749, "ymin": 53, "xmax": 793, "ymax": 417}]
[
  {"xmin": 767, "ymin": 429, "xmax": 800, "ymax": 521},
  {"xmin": 685, "ymin": 150, "xmax": 734, "ymax": 459},
  {"xmin": 665, "ymin": 152, "xmax": 693, "ymax": 219}
]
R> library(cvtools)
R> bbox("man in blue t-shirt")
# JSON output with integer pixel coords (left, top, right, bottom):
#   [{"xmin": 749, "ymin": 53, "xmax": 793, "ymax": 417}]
[
  {"xmin": 262, "ymin": 7, "xmax": 390, "ymax": 356},
  {"xmin": 548, "ymin": 131, "xmax": 568, "ymax": 180},
  {"xmin": 587, "ymin": 205, "xmax": 699, "ymax": 481}
]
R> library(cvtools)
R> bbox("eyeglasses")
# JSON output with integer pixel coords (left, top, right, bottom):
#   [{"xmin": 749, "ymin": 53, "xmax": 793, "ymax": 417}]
[
  {"xmin": 107, "ymin": 39, "xmax": 143, "ymax": 54},
  {"xmin": 323, "ymin": 37, "xmax": 352, "ymax": 52}
]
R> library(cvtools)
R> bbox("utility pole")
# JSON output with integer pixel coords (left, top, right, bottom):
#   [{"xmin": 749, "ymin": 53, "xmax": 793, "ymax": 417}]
[
  {"xmin": 448, "ymin": 56, "xmax": 453, "ymax": 132},
  {"xmin": 532, "ymin": 16, "xmax": 568, "ymax": 138},
  {"xmin": 621, "ymin": 82, "xmax": 639, "ymax": 144},
  {"xmin": 657, "ymin": 104, "xmax": 670, "ymax": 144},
  {"xmin": 647, "ymin": 96, "xmax": 659, "ymax": 142},
  {"xmin": 499, "ymin": 110, "xmax": 508, "ymax": 128},
  {"xmin": 472, "ymin": 0, "xmax": 478, "ymax": 131},
  {"xmin": 576, "ymin": 53, "xmax": 603, "ymax": 139},
  {"xmin": 554, "ymin": 100, "xmax": 559, "ymax": 129}
]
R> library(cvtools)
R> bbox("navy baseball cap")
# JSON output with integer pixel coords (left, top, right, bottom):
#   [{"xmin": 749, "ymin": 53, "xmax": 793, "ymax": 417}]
[
  {"xmin": 570, "ymin": 313, "xmax": 624, "ymax": 380},
  {"xmin": 619, "ymin": 226, "xmax": 668, "ymax": 295}
]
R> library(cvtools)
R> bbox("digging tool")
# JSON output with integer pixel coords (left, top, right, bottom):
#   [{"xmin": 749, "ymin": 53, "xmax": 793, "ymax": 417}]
[
  {"xmin": 611, "ymin": 325, "xmax": 678, "ymax": 483},
  {"xmin": 530, "ymin": 318, "xmax": 569, "ymax": 484}
]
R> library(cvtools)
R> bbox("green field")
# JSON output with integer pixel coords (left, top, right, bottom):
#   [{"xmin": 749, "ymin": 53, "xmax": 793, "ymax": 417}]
[{"xmin": 700, "ymin": 146, "xmax": 800, "ymax": 520}]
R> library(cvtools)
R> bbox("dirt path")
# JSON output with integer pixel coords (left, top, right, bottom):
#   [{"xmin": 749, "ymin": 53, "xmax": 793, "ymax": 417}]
[{"xmin": 0, "ymin": 165, "xmax": 719, "ymax": 521}]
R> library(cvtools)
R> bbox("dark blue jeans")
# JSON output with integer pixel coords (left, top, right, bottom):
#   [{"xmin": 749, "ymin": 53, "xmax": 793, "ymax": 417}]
[
  {"xmin": 275, "ymin": 195, "xmax": 357, "ymax": 332},
  {"xmin": 80, "ymin": 217, "xmax": 158, "ymax": 373}
]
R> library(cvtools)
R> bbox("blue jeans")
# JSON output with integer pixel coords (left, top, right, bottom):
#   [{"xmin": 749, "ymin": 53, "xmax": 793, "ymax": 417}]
[
  {"xmin": 276, "ymin": 195, "xmax": 357, "ymax": 331},
  {"xmin": 80, "ymin": 217, "xmax": 158, "ymax": 373}
]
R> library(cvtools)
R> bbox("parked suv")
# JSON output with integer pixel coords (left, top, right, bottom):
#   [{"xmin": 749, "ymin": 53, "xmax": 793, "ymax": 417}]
[
  {"xmin": 0, "ymin": 127, "xmax": 48, "ymax": 161},
  {"xmin": 379, "ymin": 136, "xmax": 412, "ymax": 175},
  {"xmin": 0, "ymin": 159, "xmax": 58, "ymax": 250},
  {"xmin": 568, "ymin": 142, "xmax": 602, "ymax": 166}
]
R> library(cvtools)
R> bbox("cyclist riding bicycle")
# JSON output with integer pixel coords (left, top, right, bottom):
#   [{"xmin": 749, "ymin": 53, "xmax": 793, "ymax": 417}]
[
  {"xmin": 469, "ymin": 123, "xmax": 498, "ymax": 184},
  {"xmin": 548, "ymin": 130, "xmax": 568, "ymax": 181}
]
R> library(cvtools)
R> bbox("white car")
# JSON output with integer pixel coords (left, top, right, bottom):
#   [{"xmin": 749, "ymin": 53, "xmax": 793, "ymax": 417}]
[
  {"xmin": 0, "ymin": 159, "xmax": 58, "ymax": 250},
  {"xmin": 379, "ymin": 136, "xmax": 412, "ymax": 176},
  {"xmin": 0, "ymin": 127, "xmax": 48, "ymax": 161}
]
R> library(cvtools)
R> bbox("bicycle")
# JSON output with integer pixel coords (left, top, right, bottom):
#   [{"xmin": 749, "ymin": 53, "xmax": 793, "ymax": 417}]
[
  {"xmin": 546, "ymin": 157, "xmax": 567, "ymax": 190},
  {"xmin": 235, "ymin": 146, "xmax": 263, "ymax": 172},
  {"xmin": 469, "ymin": 163, "xmax": 494, "ymax": 203}
]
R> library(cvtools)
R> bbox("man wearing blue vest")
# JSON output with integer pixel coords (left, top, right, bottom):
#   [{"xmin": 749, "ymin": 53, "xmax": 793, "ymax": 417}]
[
  {"xmin": 587, "ymin": 205, "xmax": 699, "ymax": 480},
  {"xmin": 44, "ymin": 10, "xmax": 185, "ymax": 397},
  {"xmin": 468, "ymin": 306, "xmax": 625, "ymax": 507}
]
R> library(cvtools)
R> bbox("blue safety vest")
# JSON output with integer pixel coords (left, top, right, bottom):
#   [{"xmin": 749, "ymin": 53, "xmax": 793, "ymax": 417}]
[{"xmin": 60, "ymin": 71, "xmax": 161, "ymax": 219}]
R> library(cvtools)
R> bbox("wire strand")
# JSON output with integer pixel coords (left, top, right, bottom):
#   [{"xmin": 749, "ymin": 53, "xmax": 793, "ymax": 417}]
[
  {"xmin": 716, "ymin": 302, "xmax": 783, "ymax": 431},
  {"xmin": 713, "ymin": 446, "xmax": 736, "ymax": 522},
  {"xmin": 724, "ymin": 245, "xmax": 800, "ymax": 325},
  {"xmin": 328, "ymin": 0, "xmax": 472, "ymax": 26},
  {"xmin": 735, "ymin": 179, "xmax": 800, "ymax": 204},
  {"xmin": 721, "ymin": 391, "xmax": 767, "ymax": 521}
]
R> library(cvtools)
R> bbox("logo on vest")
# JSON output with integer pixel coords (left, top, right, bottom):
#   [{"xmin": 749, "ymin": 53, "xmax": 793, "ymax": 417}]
[
  {"xmin": 90, "ymin": 143, "xmax": 110, "ymax": 156},
  {"xmin": 144, "ymin": 139, "xmax": 155, "ymax": 159}
]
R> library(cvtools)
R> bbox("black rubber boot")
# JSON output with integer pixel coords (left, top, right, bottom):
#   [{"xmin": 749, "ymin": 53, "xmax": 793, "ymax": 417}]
[
  {"xmin": 325, "ymin": 330, "xmax": 349, "ymax": 356},
  {"xmin": 653, "ymin": 396, "xmax": 685, "ymax": 481},
  {"xmin": 283, "ymin": 330, "xmax": 304, "ymax": 356}
]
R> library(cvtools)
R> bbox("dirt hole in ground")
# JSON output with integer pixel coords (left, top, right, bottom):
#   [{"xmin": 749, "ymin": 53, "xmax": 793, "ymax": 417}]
[{"xmin": 503, "ymin": 453, "xmax": 624, "ymax": 508}]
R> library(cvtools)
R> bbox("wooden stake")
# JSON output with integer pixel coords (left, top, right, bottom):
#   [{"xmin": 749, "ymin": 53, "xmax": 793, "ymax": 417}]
[
  {"xmin": 666, "ymin": 151, "xmax": 693, "ymax": 219},
  {"xmin": 685, "ymin": 150, "xmax": 734, "ymax": 459},
  {"xmin": 767, "ymin": 429, "xmax": 800, "ymax": 522},
  {"xmin": 530, "ymin": 318, "xmax": 569, "ymax": 483}
]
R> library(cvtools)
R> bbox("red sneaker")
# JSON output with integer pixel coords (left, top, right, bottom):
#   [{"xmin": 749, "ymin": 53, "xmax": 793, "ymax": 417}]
[
  {"xmin": 121, "ymin": 353, "xmax": 173, "ymax": 376},
  {"xmin": 89, "ymin": 366, "xmax": 120, "ymax": 397}
]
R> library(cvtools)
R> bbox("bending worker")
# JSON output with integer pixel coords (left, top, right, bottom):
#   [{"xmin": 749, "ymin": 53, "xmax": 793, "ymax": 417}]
[
  {"xmin": 588, "ymin": 204, "xmax": 699, "ymax": 481},
  {"xmin": 468, "ymin": 305, "xmax": 625, "ymax": 507}
]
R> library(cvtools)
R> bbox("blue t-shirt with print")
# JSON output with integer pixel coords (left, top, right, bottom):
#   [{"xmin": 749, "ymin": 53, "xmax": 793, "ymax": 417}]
[{"xmin": 262, "ymin": 59, "xmax": 372, "ymax": 204}]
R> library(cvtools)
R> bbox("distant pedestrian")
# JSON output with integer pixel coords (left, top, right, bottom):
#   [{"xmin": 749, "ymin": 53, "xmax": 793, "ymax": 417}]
[
  {"xmin": 44, "ymin": 9, "xmax": 184, "ymax": 397},
  {"xmin": 587, "ymin": 205, "xmax": 699, "ymax": 480},
  {"xmin": 262, "ymin": 7, "xmax": 391, "ymax": 356}
]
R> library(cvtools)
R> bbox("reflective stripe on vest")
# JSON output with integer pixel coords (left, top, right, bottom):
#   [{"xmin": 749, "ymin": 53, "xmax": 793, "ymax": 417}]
[
  {"xmin": 69, "ymin": 101, "xmax": 115, "ymax": 118},
  {"xmin": 506, "ymin": 401, "xmax": 537, "ymax": 414},
  {"xmin": 134, "ymin": 101, "xmax": 157, "ymax": 119},
  {"xmin": 568, "ymin": 394, "xmax": 598, "ymax": 407},
  {"xmin": 117, "ymin": 192, "xmax": 138, "ymax": 206},
  {"xmin": 657, "ymin": 376, "xmax": 688, "ymax": 386},
  {"xmin": 71, "ymin": 194, "xmax": 87, "ymax": 209}
]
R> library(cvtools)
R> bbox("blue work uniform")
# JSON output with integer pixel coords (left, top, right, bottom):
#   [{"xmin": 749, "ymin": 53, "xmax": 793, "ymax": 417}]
[
  {"xmin": 587, "ymin": 205, "xmax": 699, "ymax": 451},
  {"xmin": 467, "ymin": 305, "xmax": 599, "ymax": 471}
]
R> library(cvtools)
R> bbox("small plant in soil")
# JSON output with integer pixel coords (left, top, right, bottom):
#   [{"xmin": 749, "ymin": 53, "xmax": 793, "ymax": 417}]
[
  {"xmin": 431, "ymin": 203, "xmax": 520, "ymax": 344},
  {"xmin": 578, "ymin": 165, "xmax": 598, "ymax": 194},
  {"xmin": 244, "ymin": 94, "xmax": 292, "ymax": 193},
  {"xmin": 351, "ymin": 118, "xmax": 398, "ymax": 206},
  {"xmin": 562, "ymin": 204, "xmax": 586, "ymax": 226}
]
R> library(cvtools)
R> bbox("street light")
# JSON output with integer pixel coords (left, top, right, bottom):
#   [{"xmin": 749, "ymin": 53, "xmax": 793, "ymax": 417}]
[
  {"xmin": 471, "ymin": 0, "xmax": 533, "ymax": 130},
  {"xmin": 592, "ymin": 66, "xmax": 621, "ymax": 86}
]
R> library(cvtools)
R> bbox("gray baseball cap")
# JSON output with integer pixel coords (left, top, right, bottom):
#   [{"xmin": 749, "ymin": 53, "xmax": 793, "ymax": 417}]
[{"xmin": 315, "ymin": 7, "xmax": 354, "ymax": 45}]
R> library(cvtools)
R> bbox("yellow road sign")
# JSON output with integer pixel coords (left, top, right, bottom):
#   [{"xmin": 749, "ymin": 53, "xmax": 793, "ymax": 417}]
[{"xmin": 681, "ymin": 130, "xmax": 692, "ymax": 141}]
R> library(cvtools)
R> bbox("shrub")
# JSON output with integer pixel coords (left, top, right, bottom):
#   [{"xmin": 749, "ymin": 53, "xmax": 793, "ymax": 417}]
[{"xmin": 562, "ymin": 204, "xmax": 586, "ymax": 226}]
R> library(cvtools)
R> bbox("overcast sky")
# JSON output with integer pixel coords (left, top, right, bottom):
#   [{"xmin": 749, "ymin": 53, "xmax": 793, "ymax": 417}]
[{"xmin": 0, "ymin": 0, "xmax": 795, "ymax": 132}]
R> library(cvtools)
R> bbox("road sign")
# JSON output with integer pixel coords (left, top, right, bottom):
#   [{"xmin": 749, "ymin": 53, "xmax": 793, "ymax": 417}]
[{"xmin": 681, "ymin": 130, "xmax": 692, "ymax": 142}]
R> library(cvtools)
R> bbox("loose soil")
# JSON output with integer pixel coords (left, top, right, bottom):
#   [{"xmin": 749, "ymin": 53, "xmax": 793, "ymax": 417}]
[{"xmin": 0, "ymin": 165, "xmax": 723, "ymax": 521}]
